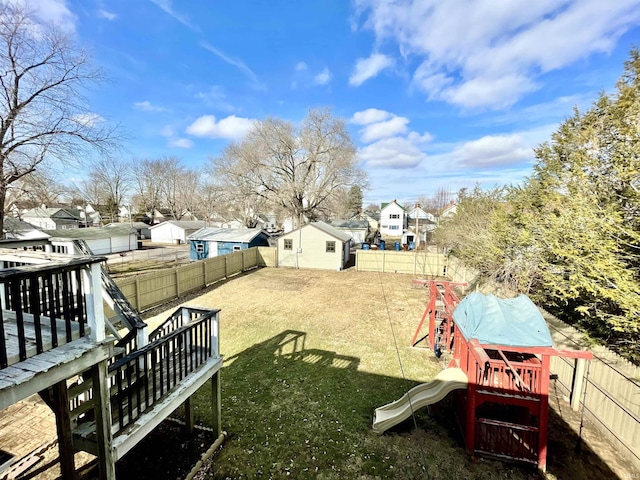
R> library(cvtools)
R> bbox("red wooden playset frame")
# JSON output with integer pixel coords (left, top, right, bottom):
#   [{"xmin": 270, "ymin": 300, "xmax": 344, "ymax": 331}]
[{"xmin": 411, "ymin": 280, "xmax": 592, "ymax": 471}]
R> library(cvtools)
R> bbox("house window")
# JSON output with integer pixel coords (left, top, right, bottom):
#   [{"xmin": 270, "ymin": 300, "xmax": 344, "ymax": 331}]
[
  {"xmin": 389, "ymin": 214, "xmax": 400, "ymax": 219},
  {"xmin": 326, "ymin": 241, "xmax": 336, "ymax": 253},
  {"xmin": 233, "ymin": 245, "xmax": 242, "ymax": 251},
  {"xmin": 284, "ymin": 239, "xmax": 293, "ymax": 250},
  {"xmin": 390, "ymin": 225, "xmax": 399, "ymax": 230},
  {"xmin": 196, "ymin": 244, "xmax": 204, "ymax": 253}
]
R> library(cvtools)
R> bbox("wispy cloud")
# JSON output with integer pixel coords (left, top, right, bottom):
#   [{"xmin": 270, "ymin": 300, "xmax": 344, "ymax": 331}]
[
  {"xmin": 97, "ymin": 9, "xmax": 117, "ymax": 21},
  {"xmin": 349, "ymin": 53, "xmax": 395, "ymax": 86},
  {"xmin": 201, "ymin": 42, "xmax": 266, "ymax": 91},
  {"xmin": 169, "ymin": 138, "xmax": 194, "ymax": 149},
  {"xmin": 28, "ymin": 0, "xmax": 77, "ymax": 33},
  {"xmin": 314, "ymin": 67, "xmax": 332, "ymax": 85},
  {"xmin": 134, "ymin": 101, "xmax": 167, "ymax": 112},
  {"xmin": 356, "ymin": 0, "xmax": 640, "ymax": 109},
  {"xmin": 149, "ymin": 0, "xmax": 199, "ymax": 31},
  {"xmin": 295, "ymin": 61, "xmax": 308, "ymax": 72}
]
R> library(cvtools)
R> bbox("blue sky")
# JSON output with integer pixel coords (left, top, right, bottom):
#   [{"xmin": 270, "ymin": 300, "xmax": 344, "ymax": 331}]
[{"xmin": 32, "ymin": 0, "xmax": 640, "ymax": 206}]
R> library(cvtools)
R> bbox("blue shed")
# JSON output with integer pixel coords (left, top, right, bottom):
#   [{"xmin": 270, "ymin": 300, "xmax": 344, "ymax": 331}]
[{"xmin": 187, "ymin": 227, "xmax": 270, "ymax": 260}]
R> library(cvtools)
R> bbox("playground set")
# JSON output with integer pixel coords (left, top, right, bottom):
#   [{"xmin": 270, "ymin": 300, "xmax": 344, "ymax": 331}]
[{"xmin": 373, "ymin": 280, "xmax": 593, "ymax": 472}]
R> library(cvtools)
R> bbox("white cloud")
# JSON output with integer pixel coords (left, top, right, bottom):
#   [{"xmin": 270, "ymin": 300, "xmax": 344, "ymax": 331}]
[
  {"xmin": 134, "ymin": 101, "xmax": 167, "ymax": 112},
  {"xmin": 169, "ymin": 138, "xmax": 194, "ymax": 149},
  {"xmin": 27, "ymin": 0, "xmax": 77, "ymax": 32},
  {"xmin": 186, "ymin": 115, "xmax": 255, "ymax": 141},
  {"xmin": 450, "ymin": 134, "xmax": 533, "ymax": 168},
  {"xmin": 160, "ymin": 126, "xmax": 174, "ymax": 137},
  {"xmin": 314, "ymin": 67, "xmax": 332, "ymax": 85},
  {"xmin": 201, "ymin": 42, "xmax": 266, "ymax": 91},
  {"xmin": 360, "ymin": 116, "xmax": 409, "ymax": 142},
  {"xmin": 350, "ymin": 108, "xmax": 392, "ymax": 125},
  {"xmin": 356, "ymin": 0, "xmax": 640, "ymax": 108},
  {"xmin": 349, "ymin": 53, "xmax": 395, "ymax": 86},
  {"xmin": 295, "ymin": 61, "xmax": 308, "ymax": 71},
  {"xmin": 358, "ymin": 137, "xmax": 427, "ymax": 168},
  {"xmin": 97, "ymin": 9, "xmax": 117, "ymax": 21},
  {"xmin": 149, "ymin": 0, "xmax": 199, "ymax": 31}
]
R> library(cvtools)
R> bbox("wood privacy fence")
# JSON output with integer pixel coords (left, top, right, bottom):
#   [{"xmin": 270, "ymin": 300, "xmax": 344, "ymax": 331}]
[
  {"xmin": 114, "ymin": 247, "xmax": 268, "ymax": 312},
  {"xmin": 356, "ymin": 250, "xmax": 448, "ymax": 276},
  {"xmin": 544, "ymin": 314, "xmax": 640, "ymax": 471}
]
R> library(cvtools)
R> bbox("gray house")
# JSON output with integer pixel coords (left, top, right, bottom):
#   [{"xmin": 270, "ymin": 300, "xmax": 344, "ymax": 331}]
[
  {"xmin": 277, "ymin": 221, "xmax": 351, "ymax": 270},
  {"xmin": 187, "ymin": 227, "xmax": 270, "ymax": 260}
]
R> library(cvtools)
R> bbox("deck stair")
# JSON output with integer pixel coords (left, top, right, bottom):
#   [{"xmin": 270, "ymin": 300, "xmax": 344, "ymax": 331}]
[{"xmin": 70, "ymin": 306, "xmax": 222, "ymax": 461}]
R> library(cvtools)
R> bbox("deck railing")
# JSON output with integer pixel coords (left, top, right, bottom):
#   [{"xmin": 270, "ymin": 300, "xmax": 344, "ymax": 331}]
[
  {"xmin": 0, "ymin": 257, "xmax": 103, "ymax": 369},
  {"xmin": 475, "ymin": 418, "xmax": 538, "ymax": 464},
  {"xmin": 70, "ymin": 308, "xmax": 219, "ymax": 434}
]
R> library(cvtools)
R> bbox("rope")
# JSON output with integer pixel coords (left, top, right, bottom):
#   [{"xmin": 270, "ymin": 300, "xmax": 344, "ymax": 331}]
[{"xmin": 374, "ymin": 253, "xmax": 431, "ymax": 475}]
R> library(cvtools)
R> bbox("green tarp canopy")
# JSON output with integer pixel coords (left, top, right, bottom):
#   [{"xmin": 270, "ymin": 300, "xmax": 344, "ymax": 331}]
[{"xmin": 453, "ymin": 292, "xmax": 553, "ymax": 347}]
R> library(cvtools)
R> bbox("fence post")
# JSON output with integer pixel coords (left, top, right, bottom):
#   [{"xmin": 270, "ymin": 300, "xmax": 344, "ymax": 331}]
[
  {"xmin": 176, "ymin": 268, "xmax": 181, "ymax": 297},
  {"xmin": 242, "ymin": 250, "xmax": 246, "ymax": 272},
  {"xmin": 135, "ymin": 276, "xmax": 141, "ymax": 311},
  {"xmin": 225, "ymin": 256, "xmax": 229, "ymax": 279},
  {"xmin": 570, "ymin": 358, "xmax": 587, "ymax": 411},
  {"xmin": 203, "ymin": 259, "xmax": 207, "ymax": 286}
]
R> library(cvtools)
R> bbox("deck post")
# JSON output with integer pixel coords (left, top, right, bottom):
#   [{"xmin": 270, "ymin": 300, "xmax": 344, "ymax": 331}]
[
  {"xmin": 211, "ymin": 370, "xmax": 222, "ymax": 438},
  {"xmin": 184, "ymin": 396, "xmax": 195, "ymax": 433},
  {"xmin": 538, "ymin": 354, "xmax": 550, "ymax": 473},
  {"xmin": 83, "ymin": 262, "xmax": 106, "ymax": 342},
  {"xmin": 51, "ymin": 380, "xmax": 77, "ymax": 480},
  {"xmin": 92, "ymin": 359, "xmax": 116, "ymax": 480}
]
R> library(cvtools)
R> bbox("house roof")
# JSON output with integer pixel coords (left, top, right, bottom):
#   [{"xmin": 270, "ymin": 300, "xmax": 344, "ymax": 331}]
[
  {"xmin": 3, "ymin": 217, "xmax": 50, "ymax": 239},
  {"xmin": 105, "ymin": 222, "xmax": 150, "ymax": 230},
  {"xmin": 23, "ymin": 207, "xmax": 82, "ymax": 220},
  {"xmin": 44, "ymin": 225, "xmax": 136, "ymax": 240},
  {"xmin": 361, "ymin": 210, "xmax": 380, "ymax": 221},
  {"xmin": 330, "ymin": 219, "xmax": 369, "ymax": 230},
  {"xmin": 187, "ymin": 227, "xmax": 265, "ymax": 243},
  {"xmin": 307, "ymin": 221, "xmax": 352, "ymax": 242},
  {"xmin": 380, "ymin": 200, "xmax": 405, "ymax": 212},
  {"xmin": 149, "ymin": 220, "xmax": 205, "ymax": 230}
]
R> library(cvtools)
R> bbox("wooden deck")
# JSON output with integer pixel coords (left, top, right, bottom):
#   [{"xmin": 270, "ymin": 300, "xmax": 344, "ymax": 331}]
[{"xmin": 73, "ymin": 354, "xmax": 223, "ymax": 460}]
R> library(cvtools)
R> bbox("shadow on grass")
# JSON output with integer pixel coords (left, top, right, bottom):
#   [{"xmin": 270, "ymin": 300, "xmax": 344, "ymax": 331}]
[{"xmin": 114, "ymin": 330, "xmax": 627, "ymax": 480}]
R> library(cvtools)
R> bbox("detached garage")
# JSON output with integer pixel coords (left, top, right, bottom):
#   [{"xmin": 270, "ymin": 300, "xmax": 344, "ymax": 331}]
[
  {"xmin": 187, "ymin": 227, "xmax": 270, "ymax": 260},
  {"xmin": 277, "ymin": 221, "xmax": 351, "ymax": 271},
  {"xmin": 44, "ymin": 225, "xmax": 137, "ymax": 255},
  {"xmin": 149, "ymin": 220, "xmax": 205, "ymax": 244}
]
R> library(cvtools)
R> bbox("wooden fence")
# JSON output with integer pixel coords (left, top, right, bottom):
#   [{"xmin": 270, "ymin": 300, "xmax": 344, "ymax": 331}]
[
  {"xmin": 115, "ymin": 248, "xmax": 261, "ymax": 312},
  {"xmin": 545, "ymin": 314, "xmax": 640, "ymax": 471},
  {"xmin": 356, "ymin": 250, "xmax": 448, "ymax": 276}
]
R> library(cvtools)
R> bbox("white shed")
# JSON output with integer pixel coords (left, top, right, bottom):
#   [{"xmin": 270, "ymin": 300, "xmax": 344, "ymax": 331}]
[
  {"xmin": 277, "ymin": 221, "xmax": 351, "ymax": 271},
  {"xmin": 149, "ymin": 220, "xmax": 205, "ymax": 244}
]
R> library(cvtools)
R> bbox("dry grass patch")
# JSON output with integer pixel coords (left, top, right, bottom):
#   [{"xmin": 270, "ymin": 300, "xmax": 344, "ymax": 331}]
[{"xmin": 132, "ymin": 267, "xmax": 626, "ymax": 480}]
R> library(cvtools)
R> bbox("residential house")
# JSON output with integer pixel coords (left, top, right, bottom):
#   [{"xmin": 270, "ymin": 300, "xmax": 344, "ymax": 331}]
[
  {"xmin": 379, "ymin": 200, "xmax": 406, "ymax": 237},
  {"xmin": 277, "ymin": 221, "xmax": 351, "ymax": 271},
  {"xmin": 2, "ymin": 217, "xmax": 50, "ymax": 240},
  {"xmin": 439, "ymin": 201, "xmax": 458, "ymax": 221},
  {"xmin": 22, "ymin": 207, "xmax": 82, "ymax": 230},
  {"xmin": 407, "ymin": 205, "xmax": 437, "ymax": 246},
  {"xmin": 330, "ymin": 219, "xmax": 370, "ymax": 244},
  {"xmin": 359, "ymin": 210, "xmax": 380, "ymax": 231},
  {"xmin": 187, "ymin": 227, "xmax": 270, "ymax": 261},
  {"xmin": 44, "ymin": 224, "xmax": 137, "ymax": 254},
  {"xmin": 149, "ymin": 220, "xmax": 206, "ymax": 244},
  {"xmin": 105, "ymin": 221, "xmax": 151, "ymax": 240}
]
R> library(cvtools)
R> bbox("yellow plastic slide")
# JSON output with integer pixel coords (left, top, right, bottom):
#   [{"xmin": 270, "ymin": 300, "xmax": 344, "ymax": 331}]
[{"xmin": 372, "ymin": 367, "xmax": 468, "ymax": 434}]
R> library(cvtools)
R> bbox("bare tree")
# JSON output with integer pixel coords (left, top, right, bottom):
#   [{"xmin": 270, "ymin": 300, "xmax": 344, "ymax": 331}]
[
  {"xmin": 418, "ymin": 186, "xmax": 454, "ymax": 214},
  {"xmin": 131, "ymin": 159, "xmax": 165, "ymax": 224},
  {"xmin": 73, "ymin": 157, "xmax": 131, "ymax": 223},
  {"xmin": 0, "ymin": 4, "xmax": 116, "ymax": 235},
  {"xmin": 4, "ymin": 168, "xmax": 69, "ymax": 214},
  {"xmin": 212, "ymin": 108, "xmax": 366, "ymax": 226}
]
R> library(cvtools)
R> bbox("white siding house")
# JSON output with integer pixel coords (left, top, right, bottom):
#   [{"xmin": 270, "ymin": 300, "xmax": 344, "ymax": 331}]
[
  {"xmin": 330, "ymin": 219, "xmax": 369, "ymax": 244},
  {"xmin": 379, "ymin": 200, "xmax": 406, "ymax": 237},
  {"xmin": 277, "ymin": 221, "xmax": 351, "ymax": 271},
  {"xmin": 149, "ymin": 220, "xmax": 205, "ymax": 244}
]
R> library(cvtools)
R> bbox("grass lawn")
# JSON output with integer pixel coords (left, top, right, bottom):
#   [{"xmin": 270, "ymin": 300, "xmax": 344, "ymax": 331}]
[{"xmin": 120, "ymin": 267, "xmax": 627, "ymax": 480}]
